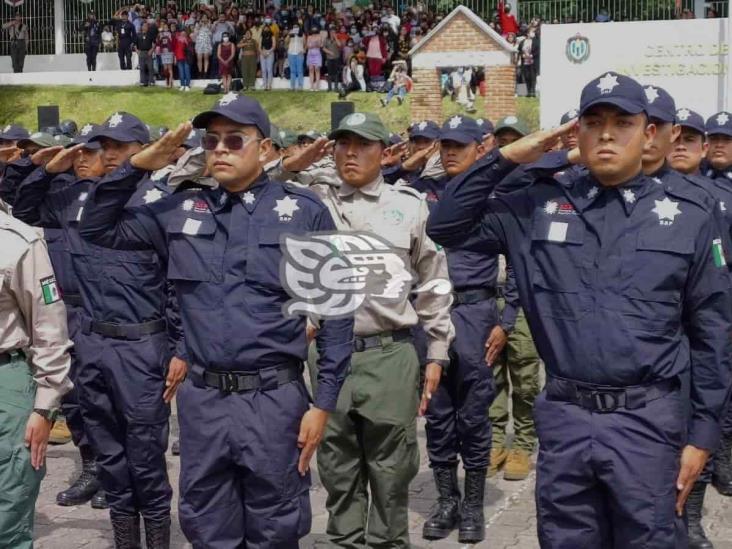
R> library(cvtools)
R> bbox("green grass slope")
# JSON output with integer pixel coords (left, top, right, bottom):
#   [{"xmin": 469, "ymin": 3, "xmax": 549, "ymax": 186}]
[{"xmin": 0, "ymin": 85, "xmax": 539, "ymax": 135}]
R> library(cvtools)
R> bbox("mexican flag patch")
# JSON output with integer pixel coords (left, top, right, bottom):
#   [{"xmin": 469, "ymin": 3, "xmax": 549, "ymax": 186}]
[
  {"xmin": 40, "ymin": 276, "xmax": 60, "ymax": 305},
  {"xmin": 713, "ymin": 238, "xmax": 726, "ymax": 268}
]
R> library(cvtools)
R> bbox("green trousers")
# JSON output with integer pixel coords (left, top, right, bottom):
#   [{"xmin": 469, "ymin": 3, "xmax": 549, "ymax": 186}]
[
  {"xmin": 489, "ymin": 302, "xmax": 542, "ymax": 452},
  {"xmin": 309, "ymin": 338, "xmax": 420, "ymax": 548},
  {"xmin": 0, "ymin": 357, "xmax": 43, "ymax": 549}
]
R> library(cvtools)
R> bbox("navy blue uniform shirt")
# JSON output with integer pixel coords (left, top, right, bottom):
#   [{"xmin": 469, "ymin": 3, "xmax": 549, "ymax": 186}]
[
  {"xmin": 426, "ymin": 151, "xmax": 732, "ymax": 451},
  {"xmin": 78, "ymin": 161, "xmax": 353, "ymax": 412}
]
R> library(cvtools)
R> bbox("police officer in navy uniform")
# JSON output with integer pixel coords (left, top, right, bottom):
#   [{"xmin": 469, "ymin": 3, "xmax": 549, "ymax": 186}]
[
  {"xmin": 13, "ymin": 113, "xmax": 182, "ymax": 548},
  {"xmin": 665, "ymin": 107, "xmax": 728, "ymax": 549},
  {"xmin": 414, "ymin": 115, "xmax": 503, "ymax": 543},
  {"xmin": 77, "ymin": 94, "xmax": 353, "ymax": 548},
  {"xmin": 383, "ymin": 120, "xmax": 443, "ymax": 185},
  {"xmin": 700, "ymin": 110, "xmax": 732, "ymax": 501},
  {"xmin": 426, "ymin": 72, "xmax": 732, "ymax": 548}
]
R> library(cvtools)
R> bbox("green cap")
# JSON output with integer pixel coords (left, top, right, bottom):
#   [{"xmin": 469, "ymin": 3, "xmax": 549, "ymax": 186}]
[
  {"xmin": 297, "ymin": 129, "xmax": 324, "ymax": 141},
  {"xmin": 329, "ymin": 112, "xmax": 390, "ymax": 145},
  {"xmin": 53, "ymin": 134, "xmax": 73, "ymax": 147},
  {"xmin": 494, "ymin": 115, "xmax": 529, "ymax": 137},
  {"xmin": 147, "ymin": 125, "xmax": 169, "ymax": 142},
  {"xmin": 277, "ymin": 128, "xmax": 298, "ymax": 148},
  {"xmin": 18, "ymin": 132, "xmax": 56, "ymax": 148}
]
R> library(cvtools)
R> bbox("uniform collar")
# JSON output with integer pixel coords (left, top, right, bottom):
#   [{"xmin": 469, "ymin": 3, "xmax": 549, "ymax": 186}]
[
  {"xmin": 614, "ymin": 172, "xmax": 650, "ymax": 216},
  {"xmin": 707, "ymin": 165, "xmax": 732, "ymax": 182},
  {"xmin": 567, "ymin": 170, "xmax": 647, "ymax": 215},
  {"xmin": 338, "ymin": 174, "xmax": 384, "ymax": 198},
  {"xmin": 210, "ymin": 171, "xmax": 269, "ymax": 212}
]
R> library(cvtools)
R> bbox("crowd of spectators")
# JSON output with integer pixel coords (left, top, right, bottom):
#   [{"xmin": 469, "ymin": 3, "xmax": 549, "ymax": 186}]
[{"xmin": 75, "ymin": 1, "xmax": 550, "ymax": 95}]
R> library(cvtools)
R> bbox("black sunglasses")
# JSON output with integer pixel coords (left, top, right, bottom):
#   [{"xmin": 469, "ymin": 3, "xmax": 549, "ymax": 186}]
[{"xmin": 202, "ymin": 133, "xmax": 261, "ymax": 151}]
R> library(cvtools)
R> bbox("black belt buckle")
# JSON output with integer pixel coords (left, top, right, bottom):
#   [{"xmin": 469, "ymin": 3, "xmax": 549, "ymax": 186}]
[
  {"xmin": 589, "ymin": 390, "xmax": 620, "ymax": 412},
  {"xmin": 353, "ymin": 338, "xmax": 366, "ymax": 352},
  {"xmin": 220, "ymin": 372, "xmax": 237, "ymax": 394}
]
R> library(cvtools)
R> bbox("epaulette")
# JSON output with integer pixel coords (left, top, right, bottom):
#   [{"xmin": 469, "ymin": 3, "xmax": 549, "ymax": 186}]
[
  {"xmin": 663, "ymin": 173, "xmax": 714, "ymax": 211},
  {"xmin": 0, "ymin": 211, "xmax": 41, "ymax": 243},
  {"xmin": 282, "ymin": 181, "xmax": 329, "ymax": 207}
]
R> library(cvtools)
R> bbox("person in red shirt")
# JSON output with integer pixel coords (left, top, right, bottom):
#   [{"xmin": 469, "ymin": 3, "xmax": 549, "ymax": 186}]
[
  {"xmin": 498, "ymin": 1, "xmax": 519, "ymax": 36},
  {"xmin": 173, "ymin": 29, "xmax": 192, "ymax": 91}
]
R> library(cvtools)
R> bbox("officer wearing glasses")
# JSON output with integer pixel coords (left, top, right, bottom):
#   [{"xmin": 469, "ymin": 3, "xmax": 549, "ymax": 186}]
[{"xmin": 77, "ymin": 93, "xmax": 354, "ymax": 548}]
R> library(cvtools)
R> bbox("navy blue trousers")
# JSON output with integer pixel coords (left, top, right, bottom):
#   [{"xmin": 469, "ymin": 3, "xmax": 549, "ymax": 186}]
[
  {"xmin": 534, "ymin": 388, "xmax": 687, "ymax": 548},
  {"xmin": 177, "ymin": 372, "xmax": 311, "ymax": 548},
  {"xmin": 76, "ymin": 326, "xmax": 172, "ymax": 520},
  {"xmin": 423, "ymin": 299, "xmax": 497, "ymax": 470}
]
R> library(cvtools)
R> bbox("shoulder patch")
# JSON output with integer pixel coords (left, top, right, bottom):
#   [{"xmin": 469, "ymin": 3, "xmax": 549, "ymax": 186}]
[{"xmin": 0, "ymin": 212, "xmax": 41, "ymax": 243}]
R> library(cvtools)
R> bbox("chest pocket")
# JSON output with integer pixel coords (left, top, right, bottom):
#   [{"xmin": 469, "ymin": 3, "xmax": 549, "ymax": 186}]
[
  {"xmin": 246, "ymin": 226, "xmax": 286, "ymax": 291},
  {"xmin": 167, "ymin": 216, "xmax": 223, "ymax": 283},
  {"xmin": 530, "ymin": 215, "xmax": 586, "ymax": 320},
  {"xmin": 105, "ymin": 249, "xmax": 159, "ymax": 285},
  {"xmin": 621, "ymin": 232, "xmax": 692, "ymax": 331}
]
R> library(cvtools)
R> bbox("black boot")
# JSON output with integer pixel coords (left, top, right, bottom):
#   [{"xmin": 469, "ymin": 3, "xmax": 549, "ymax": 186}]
[
  {"xmin": 110, "ymin": 513, "xmax": 141, "ymax": 549},
  {"xmin": 458, "ymin": 468, "xmax": 486, "ymax": 543},
  {"xmin": 144, "ymin": 517, "xmax": 171, "ymax": 549},
  {"xmin": 687, "ymin": 482, "xmax": 714, "ymax": 549},
  {"xmin": 712, "ymin": 434, "xmax": 732, "ymax": 496},
  {"xmin": 422, "ymin": 465, "xmax": 460, "ymax": 540},
  {"xmin": 56, "ymin": 457, "xmax": 101, "ymax": 506},
  {"xmin": 91, "ymin": 489, "xmax": 109, "ymax": 509}
]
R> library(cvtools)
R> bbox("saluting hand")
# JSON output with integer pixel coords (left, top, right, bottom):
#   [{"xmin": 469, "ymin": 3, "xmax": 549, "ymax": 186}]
[
  {"xmin": 45, "ymin": 144, "xmax": 86, "ymax": 173},
  {"xmin": 501, "ymin": 118, "xmax": 578, "ymax": 165},
  {"xmin": 402, "ymin": 141, "xmax": 438, "ymax": 172},
  {"xmin": 419, "ymin": 362, "xmax": 443, "ymax": 416},
  {"xmin": 130, "ymin": 121, "xmax": 192, "ymax": 172},
  {"xmin": 0, "ymin": 145, "xmax": 22, "ymax": 163},
  {"xmin": 381, "ymin": 142, "xmax": 408, "ymax": 168},
  {"xmin": 675, "ymin": 445, "xmax": 710, "ymax": 516},
  {"xmin": 30, "ymin": 145, "xmax": 65, "ymax": 167},
  {"xmin": 297, "ymin": 407, "xmax": 330, "ymax": 476},
  {"xmin": 282, "ymin": 137, "xmax": 331, "ymax": 173}
]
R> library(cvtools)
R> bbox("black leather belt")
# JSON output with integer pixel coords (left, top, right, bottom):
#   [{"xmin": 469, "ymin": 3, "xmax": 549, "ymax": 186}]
[
  {"xmin": 353, "ymin": 328, "xmax": 412, "ymax": 352},
  {"xmin": 84, "ymin": 318, "xmax": 166, "ymax": 340},
  {"xmin": 452, "ymin": 287, "xmax": 496, "ymax": 306},
  {"xmin": 195, "ymin": 363, "xmax": 302, "ymax": 394},
  {"xmin": 62, "ymin": 294, "xmax": 83, "ymax": 307},
  {"xmin": 545, "ymin": 376, "xmax": 679, "ymax": 413},
  {"xmin": 496, "ymin": 286, "xmax": 505, "ymax": 299},
  {"xmin": 0, "ymin": 350, "xmax": 25, "ymax": 366}
]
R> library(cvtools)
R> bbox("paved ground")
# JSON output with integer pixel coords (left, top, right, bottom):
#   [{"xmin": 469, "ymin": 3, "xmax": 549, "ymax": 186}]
[{"xmin": 35, "ymin": 417, "xmax": 732, "ymax": 549}]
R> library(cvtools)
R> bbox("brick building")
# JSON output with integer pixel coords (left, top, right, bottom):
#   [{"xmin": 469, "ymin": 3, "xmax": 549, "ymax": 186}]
[{"xmin": 408, "ymin": 6, "xmax": 517, "ymax": 123}]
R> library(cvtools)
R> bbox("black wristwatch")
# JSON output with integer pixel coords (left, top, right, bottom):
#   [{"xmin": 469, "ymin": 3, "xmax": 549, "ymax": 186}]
[{"xmin": 33, "ymin": 408, "xmax": 59, "ymax": 422}]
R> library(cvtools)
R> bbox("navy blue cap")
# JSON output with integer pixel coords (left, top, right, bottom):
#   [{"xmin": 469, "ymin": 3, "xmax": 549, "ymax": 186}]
[
  {"xmin": 706, "ymin": 111, "xmax": 732, "ymax": 137},
  {"xmin": 560, "ymin": 108, "xmax": 579, "ymax": 125},
  {"xmin": 90, "ymin": 112, "xmax": 150, "ymax": 144},
  {"xmin": 475, "ymin": 117, "xmax": 494, "ymax": 135},
  {"xmin": 439, "ymin": 115, "xmax": 484, "ymax": 144},
  {"xmin": 192, "ymin": 92, "xmax": 270, "ymax": 138},
  {"xmin": 579, "ymin": 72, "xmax": 647, "ymax": 117},
  {"xmin": 0, "ymin": 123, "xmax": 29, "ymax": 141},
  {"xmin": 408, "ymin": 120, "xmax": 440, "ymax": 140},
  {"xmin": 389, "ymin": 132, "xmax": 403, "ymax": 145},
  {"xmin": 675, "ymin": 108, "xmax": 705, "ymax": 135},
  {"xmin": 70, "ymin": 123, "xmax": 101, "ymax": 150},
  {"xmin": 183, "ymin": 128, "xmax": 203, "ymax": 149},
  {"xmin": 643, "ymin": 85, "xmax": 676, "ymax": 123}
]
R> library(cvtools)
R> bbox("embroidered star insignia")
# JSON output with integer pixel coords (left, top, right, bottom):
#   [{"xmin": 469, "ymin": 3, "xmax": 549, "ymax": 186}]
[
  {"xmin": 219, "ymin": 92, "xmax": 239, "ymax": 106},
  {"xmin": 3, "ymin": 124, "xmax": 10, "ymax": 133},
  {"xmin": 80, "ymin": 124, "xmax": 93, "ymax": 136},
  {"xmin": 676, "ymin": 108, "xmax": 690, "ymax": 122},
  {"xmin": 274, "ymin": 196, "xmax": 299, "ymax": 221},
  {"xmin": 182, "ymin": 199, "xmax": 194, "ymax": 211},
  {"xmin": 726, "ymin": 172, "xmax": 732, "ymax": 180},
  {"xmin": 504, "ymin": 115, "xmax": 518, "ymax": 124},
  {"xmin": 652, "ymin": 197, "xmax": 681, "ymax": 226},
  {"xmin": 108, "ymin": 112, "xmax": 123, "ymax": 128},
  {"xmin": 544, "ymin": 200, "xmax": 559, "ymax": 215},
  {"xmin": 721, "ymin": 201, "xmax": 727, "ymax": 212},
  {"xmin": 586, "ymin": 187, "xmax": 599, "ymax": 200},
  {"xmin": 476, "ymin": 119, "xmax": 484, "ymax": 126},
  {"xmin": 597, "ymin": 73, "xmax": 619, "ymax": 94},
  {"xmin": 644, "ymin": 86, "xmax": 659, "ymax": 104},
  {"xmin": 448, "ymin": 115, "xmax": 462, "ymax": 129},
  {"xmin": 418, "ymin": 121, "xmax": 428, "ymax": 131},
  {"xmin": 653, "ymin": 177, "xmax": 663, "ymax": 185},
  {"xmin": 242, "ymin": 191, "xmax": 255, "ymax": 205},
  {"xmin": 717, "ymin": 112, "xmax": 730, "ymax": 126},
  {"xmin": 143, "ymin": 188, "xmax": 164, "ymax": 204},
  {"xmin": 622, "ymin": 189, "xmax": 636, "ymax": 204},
  {"xmin": 566, "ymin": 108, "xmax": 579, "ymax": 119}
]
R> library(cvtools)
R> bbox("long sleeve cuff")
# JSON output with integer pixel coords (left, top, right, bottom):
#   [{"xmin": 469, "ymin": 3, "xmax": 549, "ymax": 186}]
[
  {"xmin": 426, "ymin": 341, "xmax": 450, "ymax": 362},
  {"xmin": 500, "ymin": 303, "xmax": 519, "ymax": 333},
  {"xmin": 34, "ymin": 383, "xmax": 71, "ymax": 410},
  {"xmin": 688, "ymin": 417, "xmax": 720, "ymax": 452}
]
